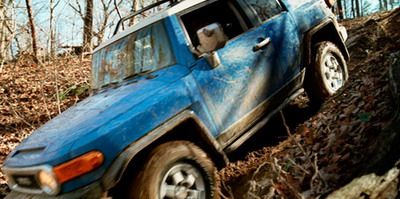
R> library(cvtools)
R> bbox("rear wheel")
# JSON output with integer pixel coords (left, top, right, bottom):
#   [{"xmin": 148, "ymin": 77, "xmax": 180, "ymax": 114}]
[
  {"xmin": 305, "ymin": 41, "xmax": 348, "ymax": 106},
  {"xmin": 128, "ymin": 141, "xmax": 218, "ymax": 199}
]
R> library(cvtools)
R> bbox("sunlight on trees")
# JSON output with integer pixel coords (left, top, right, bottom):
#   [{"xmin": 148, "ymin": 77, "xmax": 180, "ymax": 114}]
[
  {"xmin": 0, "ymin": 0, "xmax": 399, "ymax": 63},
  {"xmin": 334, "ymin": 0, "xmax": 400, "ymax": 19}
]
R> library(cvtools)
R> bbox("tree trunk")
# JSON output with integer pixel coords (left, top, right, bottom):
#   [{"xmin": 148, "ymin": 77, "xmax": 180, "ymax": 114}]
[
  {"xmin": 337, "ymin": 0, "xmax": 344, "ymax": 19},
  {"xmin": 49, "ymin": 0, "xmax": 55, "ymax": 58},
  {"xmin": 351, "ymin": 0, "xmax": 356, "ymax": 18},
  {"xmin": 384, "ymin": 0, "xmax": 389, "ymax": 10},
  {"xmin": 129, "ymin": 0, "xmax": 139, "ymax": 26},
  {"xmin": 0, "ymin": 0, "xmax": 7, "ymax": 61},
  {"xmin": 389, "ymin": 0, "xmax": 395, "ymax": 9},
  {"xmin": 25, "ymin": 0, "xmax": 38, "ymax": 61},
  {"xmin": 94, "ymin": 0, "xmax": 119, "ymax": 47},
  {"xmin": 83, "ymin": 0, "xmax": 93, "ymax": 52},
  {"xmin": 355, "ymin": 0, "xmax": 361, "ymax": 17}
]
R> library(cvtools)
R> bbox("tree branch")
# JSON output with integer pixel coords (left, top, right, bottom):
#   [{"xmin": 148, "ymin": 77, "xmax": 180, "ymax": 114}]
[
  {"xmin": 68, "ymin": 0, "xmax": 84, "ymax": 19},
  {"xmin": 114, "ymin": 0, "xmax": 123, "ymax": 20}
]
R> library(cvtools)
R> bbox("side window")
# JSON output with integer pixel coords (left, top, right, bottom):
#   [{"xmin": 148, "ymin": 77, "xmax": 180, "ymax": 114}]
[
  {"xmin": 246, "ymin": 0, "xmax": 283, "ymax": 21},
  {"xmin": 180, "ymin": 0, "xmax": 248, "ymax": 51}
]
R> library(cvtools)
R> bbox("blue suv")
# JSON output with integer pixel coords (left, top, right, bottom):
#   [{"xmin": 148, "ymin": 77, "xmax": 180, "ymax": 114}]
[{"xmin": 3, "ymin": 0, "xmax": 349, "ymax": 198}]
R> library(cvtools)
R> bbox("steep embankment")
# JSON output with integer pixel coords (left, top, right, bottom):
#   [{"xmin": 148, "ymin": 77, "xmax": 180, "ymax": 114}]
[{"xmin": 220, "ymin": 8, "xmax": 400, "ymax": 199}]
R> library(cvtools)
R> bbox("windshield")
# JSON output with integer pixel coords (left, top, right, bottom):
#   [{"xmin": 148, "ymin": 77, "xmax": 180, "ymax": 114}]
[{"xmin": 91, "ymin": 21, "xmax": 175, "ymax": 89}]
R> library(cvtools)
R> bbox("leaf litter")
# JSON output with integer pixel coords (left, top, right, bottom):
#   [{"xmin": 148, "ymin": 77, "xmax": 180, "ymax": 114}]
[{"xmin": 219, "ymin": 8, "xmax": 400, "ymax": 199}]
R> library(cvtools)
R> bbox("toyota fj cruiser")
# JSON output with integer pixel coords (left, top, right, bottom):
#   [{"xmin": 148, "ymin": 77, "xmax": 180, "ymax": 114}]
[{"xmin": 3, "ymin": 0, "xmax": 349, "ymax": 198}]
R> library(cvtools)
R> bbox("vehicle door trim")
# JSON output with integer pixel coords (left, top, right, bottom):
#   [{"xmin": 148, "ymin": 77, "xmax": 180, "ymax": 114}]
[{"xmin": 217, "ymin": 69, "xmax": 305, "ymax": 148}]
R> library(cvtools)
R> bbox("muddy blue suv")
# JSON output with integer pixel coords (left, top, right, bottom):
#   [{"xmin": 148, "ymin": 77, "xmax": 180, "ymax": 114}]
[{"xmin": 3, "ymin": 0, "xmax": 349, "ymax": 198}]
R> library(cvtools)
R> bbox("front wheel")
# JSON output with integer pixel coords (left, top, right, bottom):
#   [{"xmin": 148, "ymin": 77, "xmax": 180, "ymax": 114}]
[
  {"xmin": 129, "ymin": 141, "xmax": 218, "ymax": 199},
  {"xmin": 305, "ymin": 41, "xmax": 348, "ymax": 106}
]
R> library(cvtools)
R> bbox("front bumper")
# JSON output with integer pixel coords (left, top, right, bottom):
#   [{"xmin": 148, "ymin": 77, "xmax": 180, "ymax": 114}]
[{"xmin": 4, "ymin": 182, "xmax": 104, "ymax": 199}]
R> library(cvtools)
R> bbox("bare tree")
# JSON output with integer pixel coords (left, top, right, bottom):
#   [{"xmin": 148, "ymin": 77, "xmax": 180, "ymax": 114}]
[
  {"xmin": 130, "ymin": 0, "xmax": 140, "ymax": 25},
  {"xmin": 356, "ymin": 0, "xmax": 361, "ymax": 17},
  {"xmin": 337, "ymin": 0, "xmax": 344, "ymax": 19},
  {"xmin": 350, "ymin": 0, "xmax": 362, "ymax": 17},
  {"xmin": 83, "ymin": 0, "xmax": 93, "ymax": 52},
  {"xmin": 384, "ymin": 0, "xmax": 389, "ymax": 10},
  {"xmin": 70, "ymin": 0, "xmax": 126, "ymax": 52},
  {"xmin": 114, "ymin": 0, "xmax": 123, "ymax": 20},
  {"xmin": 0, "ymin": 0, "xmax": 15, "ymax": 62},
  {"xmin": 69, "ymin": 0, "xmax": 84, "ymax": 19},
  {"xmin": 361, "ymin": 0, "xmax": 372, "ymax": 16},
  {"xmin": 25, "ymin": 0, "xmax": 38, "ymax": 61},
  {"xmin": 128, "ymin": 0, "xmax": 168, "ymax": 25},
  {"xmin": 93, "ymin": 0, "xmax": 122, "ymax": 46},
  {"xmin": 389, "ymin": 0, "xmax": 396, "ymax": 9},
  {"xmin": 49, "ymin": 0, "xmax": 60, "ymax": 58},
  {"xmin": 69, "ymin": 0, "xmax": 93, "ymax": 53}
]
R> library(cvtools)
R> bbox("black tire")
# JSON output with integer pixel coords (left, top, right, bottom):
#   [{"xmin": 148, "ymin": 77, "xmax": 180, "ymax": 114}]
[
  {"xmin": 128, "ymin": 141, "xmax": 218, "ymax": 199},
  {"xmin": 305, "ymin": 41, "xmax": 348, "ymax": 106}
]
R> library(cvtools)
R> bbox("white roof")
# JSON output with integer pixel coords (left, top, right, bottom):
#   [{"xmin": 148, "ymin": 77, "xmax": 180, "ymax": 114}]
[{"xmin": 93, "ymin": 0, "xmax": 210, "ymax": 53}]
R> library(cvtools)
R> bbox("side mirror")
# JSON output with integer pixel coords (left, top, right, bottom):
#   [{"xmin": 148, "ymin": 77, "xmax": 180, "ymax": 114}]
[{"xmin": 196, "ymin": 23, "xmax": 228, "ymax": 54}]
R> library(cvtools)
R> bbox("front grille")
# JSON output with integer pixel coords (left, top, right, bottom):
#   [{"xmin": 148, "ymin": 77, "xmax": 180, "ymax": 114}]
[{"xmin": 12, "ymin": 174, "xmax": 41, "ymax": 190}]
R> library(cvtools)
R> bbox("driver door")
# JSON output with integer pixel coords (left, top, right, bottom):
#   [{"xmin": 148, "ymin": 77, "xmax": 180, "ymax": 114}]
[{"xmin": 182, "ymin": 0, "xmax": 301, "ymax": 146}]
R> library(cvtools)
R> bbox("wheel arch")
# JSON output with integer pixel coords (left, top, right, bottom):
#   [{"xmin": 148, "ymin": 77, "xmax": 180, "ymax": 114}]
[
  {"xmin": 101, "ymin": 110, "xmax": 228, "ymax": 191},
  {"xmin": 304, "ymin": 19, "xmax": 350, "ymax": 68}
]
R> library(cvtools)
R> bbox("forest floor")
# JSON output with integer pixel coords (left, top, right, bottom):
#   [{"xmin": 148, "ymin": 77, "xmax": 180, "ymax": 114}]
[
  {"xmin": 219, "ymin": 8, "xmax": 400, "ymax": 198},
  {"xmin": 0, "ymin": 8, "xmax": 400, "ymax": 199}
]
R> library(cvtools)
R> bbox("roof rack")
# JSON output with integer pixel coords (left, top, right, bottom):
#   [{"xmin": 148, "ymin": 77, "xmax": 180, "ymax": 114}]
[{"xmin": 113, "ymin": 0, "xmax": 180, "ymax": 35}]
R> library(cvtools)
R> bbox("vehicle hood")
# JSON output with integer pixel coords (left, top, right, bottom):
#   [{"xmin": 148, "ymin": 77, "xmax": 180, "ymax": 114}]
[{"xmin": 5, "ymin": 65, "xmax": 190, "ymax": 167}]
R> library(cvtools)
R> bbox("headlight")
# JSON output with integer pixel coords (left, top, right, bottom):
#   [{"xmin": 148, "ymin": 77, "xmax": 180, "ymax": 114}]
[
  {"xmin": 2, "ymin": 165, "xmax": 61, "ymax": 195},
  {"xmin": 38, "ymin": 170, "xmax": 59, "ymax": 195},
  {"xmin": 2, "ymin": 151, "xmax": 104, "ymax": 196}
]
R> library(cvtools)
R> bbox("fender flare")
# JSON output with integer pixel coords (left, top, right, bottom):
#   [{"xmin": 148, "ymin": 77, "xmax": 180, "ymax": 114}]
[
  {"xmin": 304, "ymin": 18, "xmax": 350, "ymax": 67},
  {"xmin": 101, "ymin": 110, "xmax": 228, "ymax": 190}
]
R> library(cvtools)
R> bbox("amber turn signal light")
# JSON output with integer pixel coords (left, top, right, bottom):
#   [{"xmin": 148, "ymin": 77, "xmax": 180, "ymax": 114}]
[{"xmin": 54, "ymin": 151, "xmax": 104, "ymax": 184}]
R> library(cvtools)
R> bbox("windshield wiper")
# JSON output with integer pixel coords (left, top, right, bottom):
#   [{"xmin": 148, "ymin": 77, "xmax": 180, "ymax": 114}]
[
  {"xmin": 123, "ymin": 69, "xmax": 157, "ymax": 81},
  {"xmin": 96, "ymin": 70, "xmax": 157, "ymax": 92},
  {"xmin": 100, "ymin": 81, "xmax": 120, "ymax": 89}
]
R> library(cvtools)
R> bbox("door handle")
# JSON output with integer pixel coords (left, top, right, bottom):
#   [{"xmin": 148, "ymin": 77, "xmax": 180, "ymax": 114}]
[{"xmin": 253, "ymin": 37, "xmax": 271, "ymax": 52}]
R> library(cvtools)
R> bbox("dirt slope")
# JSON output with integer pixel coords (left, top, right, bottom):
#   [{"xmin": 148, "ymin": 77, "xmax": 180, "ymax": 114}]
[
  {"xmin": 219, "ymin": 8, "xmax": 400, "ymax": 198},
  {"xmin": 0, "ymin": 8, "xmax": 400, "ymax": 199},
  {"xmin": 0, "ymin": 58, "xmax": 90, "ymax": 197}
]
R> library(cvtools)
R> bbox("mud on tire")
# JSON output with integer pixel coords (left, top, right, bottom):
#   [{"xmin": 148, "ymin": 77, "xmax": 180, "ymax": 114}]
[
  {"xmin": 305, "ymin": 41, "xmax": 349, "ymax": 106},
  {"xmin": 128, "ymin": 141, "xmax": 218, "ymax": 199}
]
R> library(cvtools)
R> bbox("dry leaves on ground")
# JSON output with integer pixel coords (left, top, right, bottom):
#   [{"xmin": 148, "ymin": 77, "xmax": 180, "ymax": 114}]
[
  {"xmin": 0, "ymin": 56, "xmax": 91, "ymax": 197},
  {"xmin": 219, "ymin": 8, "xmax": 400, "ymax": 199}
]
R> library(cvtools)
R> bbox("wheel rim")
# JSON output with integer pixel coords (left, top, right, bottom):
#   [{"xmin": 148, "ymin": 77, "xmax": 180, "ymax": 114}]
[
  {"xmin": 160, "ymin": 163, "xmax": 206, "ymax": 199},
  {"xmin": 322, "ymin": 52, "xmax": 345, "ymax": 93}
]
